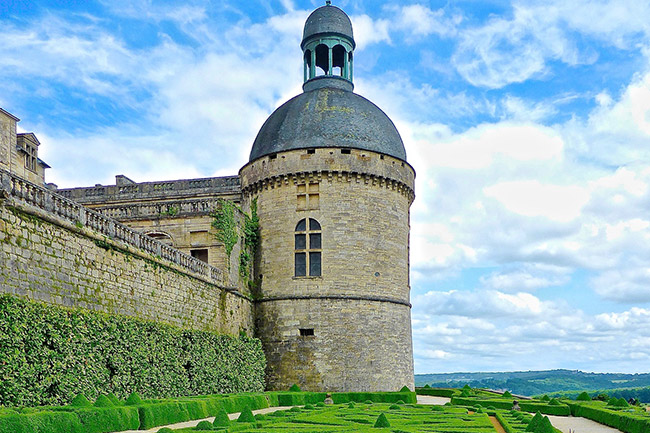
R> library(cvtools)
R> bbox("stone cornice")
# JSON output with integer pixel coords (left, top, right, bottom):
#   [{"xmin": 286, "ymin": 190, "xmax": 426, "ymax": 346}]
[
  {"xmin": 242, "ymin": 169, "xmax": 415, "ymax": 203},
  {"xmin": 256, "ymin": 294, "xmax": 411, "ymax": 308}
]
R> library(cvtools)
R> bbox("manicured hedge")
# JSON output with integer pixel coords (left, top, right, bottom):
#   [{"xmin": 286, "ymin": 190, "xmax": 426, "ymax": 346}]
[
  {"xmin": 567, "ymin": 401, "xmax": 650, "ymax": 433},
  {"xmin": 270, "ymin": 391, "xmax": 417, "ymax": 406},
  {"xmin": 451, "ymin": 397, "xmax": 571, "ymax": 416},
  {"xmin": 0, "ymin": 294, "xmax": 265, "ymax": 407},
  {"xmin": 415, "ymin": 387, "xmax": 457, "ymax": 398}
]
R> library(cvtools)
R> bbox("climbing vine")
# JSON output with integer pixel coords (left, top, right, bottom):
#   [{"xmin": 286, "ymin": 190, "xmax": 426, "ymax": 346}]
[
  {"xmin": 239, "ymin": 198, "xmax": 259, "ymax": 283},
  {"xmin": 211, "ymin": 199, "xmax": 238, "ymax": 262}
]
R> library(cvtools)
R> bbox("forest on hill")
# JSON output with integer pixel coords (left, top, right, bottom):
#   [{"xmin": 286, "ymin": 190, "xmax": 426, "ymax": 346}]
[{"xmin": 415, "ymin": 370, "xmax": 650, "ymax": 397}]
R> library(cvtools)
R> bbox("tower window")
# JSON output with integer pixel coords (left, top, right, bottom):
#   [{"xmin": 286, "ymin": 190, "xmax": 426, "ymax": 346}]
[
  {"xmin": 295, "ymin": 218, "xmax": 321, "ymax": 277},
  {"xmin": 190, "ymin": 248, "xmax": 208, "ymax": 263},
  {"xmin": 299, "ymin": 328, "xmax": 314, "ymax": 336},
  {"xmin": 297, "ymin": 182, "xmax": 319, "ymax": 210},
  {"xmin": 341, "ymin": 149, "xmax": 351, "ymax": 155}
]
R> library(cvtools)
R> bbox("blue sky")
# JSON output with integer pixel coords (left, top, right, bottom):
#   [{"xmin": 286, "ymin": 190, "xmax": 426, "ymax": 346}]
[{"xmin": 2, "ymin": 0, "xmax": 650, "ymax": 375}]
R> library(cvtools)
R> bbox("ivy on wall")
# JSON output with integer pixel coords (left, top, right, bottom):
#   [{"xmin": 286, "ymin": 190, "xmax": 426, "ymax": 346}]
[
  {"xmin": 211, "ymin": 199, "xmax": 238, "ymax": 261},
  {"xmin": 0, "ymin": 294, "xmax": 266, "ymax": 407}
]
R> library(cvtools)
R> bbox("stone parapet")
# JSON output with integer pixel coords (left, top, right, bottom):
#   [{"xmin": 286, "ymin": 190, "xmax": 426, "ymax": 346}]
[
  {"xmin": 0, "ymin": 168, "xmax": 231, "ymax": 289},
  {"xmin": 58, "ymin": 175, "xmax": 241, "ymax": 205}
]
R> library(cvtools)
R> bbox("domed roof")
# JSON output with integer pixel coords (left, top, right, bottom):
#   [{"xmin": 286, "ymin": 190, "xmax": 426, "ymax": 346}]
[
  {"xmin": 249, "ymin": 82, "xmax": 406, "ymax": 162},
  {"xmin": 302, "ymin": 4, "xmax": 354, "ymax": 47}
]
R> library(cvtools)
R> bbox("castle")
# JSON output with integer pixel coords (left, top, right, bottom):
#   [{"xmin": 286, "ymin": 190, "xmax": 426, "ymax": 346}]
[{"xmin": 0, "ymin": 3, "xmax": 415, "ymax": 392}]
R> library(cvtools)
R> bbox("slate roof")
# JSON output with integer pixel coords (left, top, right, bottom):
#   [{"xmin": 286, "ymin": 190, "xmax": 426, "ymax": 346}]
[{"xmin": 249, "ymin": 81, "xmax": 407, "ymax": 162}]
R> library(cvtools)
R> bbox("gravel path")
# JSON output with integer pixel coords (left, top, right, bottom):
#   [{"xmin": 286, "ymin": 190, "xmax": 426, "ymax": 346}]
[
  {"xmin": 115, "ymin": 406, "xmax": 291, "ymax": 433},
  {"xmin": 546, "ymin": 415, "xmax": 625, "ymax": 433},
  {"xmin": 416, "ymin": 395, "xmax": 451, "ymax": 405}
]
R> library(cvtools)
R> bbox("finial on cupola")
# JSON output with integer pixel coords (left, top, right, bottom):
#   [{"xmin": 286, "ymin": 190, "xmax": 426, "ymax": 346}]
[{"xmin": 326, "ymin": 1, "xmax": 331, "ymax": 5}]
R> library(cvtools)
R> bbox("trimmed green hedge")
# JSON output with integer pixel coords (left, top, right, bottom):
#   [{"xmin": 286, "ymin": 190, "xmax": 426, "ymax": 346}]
[
  {"xmin": 567, "ymin": 401, "xmax": 650, "ymax": 433},
  {"xmin": 0, "ymin": 294, "xmax": 265, "ymax": 407},
  {"xmin": 270, "ymin": 391, "xmax": 417, "ymax": 407},
  {"xmin": 415, "ymin": 387, "xmax": 457, "ymax": 398},
  {"xmin": 451, "ymin": 397, "xmax": 571, "ymax": 416}
]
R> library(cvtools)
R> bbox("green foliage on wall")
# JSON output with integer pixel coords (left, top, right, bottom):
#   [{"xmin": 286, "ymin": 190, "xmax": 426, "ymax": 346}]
[
  {"xmin": 239, "ymin": 198, "xmax": 260, "ymax": 284},
  {"xmin": 211, "ymin": 199, "xmax": 238, "ymax": 260},
  {"xmin": 0, "ymin": 294, "xmax": 266, "ymax": 407}
]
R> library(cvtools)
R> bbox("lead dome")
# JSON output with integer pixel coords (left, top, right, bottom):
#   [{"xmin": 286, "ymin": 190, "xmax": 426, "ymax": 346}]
[{"xmin": 248, "ymin": 1, "xmax": 407, "ymax": 163}]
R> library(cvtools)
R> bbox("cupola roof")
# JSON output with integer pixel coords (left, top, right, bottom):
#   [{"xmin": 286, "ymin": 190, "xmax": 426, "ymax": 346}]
[{"xmin": 301, "ymin": 3, "xmax": 354, "ymax": 49}]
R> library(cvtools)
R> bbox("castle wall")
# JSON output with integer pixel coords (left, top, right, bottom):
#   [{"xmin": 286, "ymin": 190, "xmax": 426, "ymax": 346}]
[
  {"xmin": 240, "ymin": 148, "xmax": 415, "ymax": 392},
  {"xmin": 0, "ymin": 170, "xmax": 254, "ymax": 335}
]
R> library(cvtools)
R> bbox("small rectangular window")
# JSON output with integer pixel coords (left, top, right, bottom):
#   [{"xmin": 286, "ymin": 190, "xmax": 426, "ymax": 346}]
[
  {"xmin": 307, "ymin": 149, "xmax": 315, "ymax": 154},
  {"xmin": 309, "ymin": 252, "xmax": 321, "ymax": 276},
  {"xmin": 297, "ymin": 195, "xmax": 307, "ymax": 210},
  {"xmin": 295, "ymin": 252, "xmax": 306, "ymax": 276},
  {"xmin": 190, "ymin": 249, "xmax": 208, "ymax": 263},
  {"xmin": 341, "ymin": 149, "xmax": 351, "ymax": 154},
  {"xmin": 299, "ymin": 328, "xmax": 314, "ymax": 336},
  {"xmin": 309, "ymin": 194, "xmax": 319, "ymax": 208}
]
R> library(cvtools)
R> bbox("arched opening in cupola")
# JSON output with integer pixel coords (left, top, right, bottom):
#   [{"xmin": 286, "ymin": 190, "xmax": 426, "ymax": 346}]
[
  {"xmin": 314, "ymin": 43, "xmax": 329, "ymax": 76},
  {"xmin": 332, "ymin": 44, "xmax": 346, "ymax": 77}
]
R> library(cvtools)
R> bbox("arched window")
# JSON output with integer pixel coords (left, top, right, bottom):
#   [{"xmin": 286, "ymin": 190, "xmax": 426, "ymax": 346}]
[
  {"xmin": 314, "ymin": 44, "xmax": 329, "ymax": 76},
  {"xmin": 295, "ymin": 218, "xmax": 321, "ymax": 277}
]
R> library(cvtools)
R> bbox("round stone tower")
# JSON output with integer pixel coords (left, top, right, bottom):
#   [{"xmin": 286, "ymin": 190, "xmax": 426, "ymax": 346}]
[{"xmin": 239, "ymin": 2, "xmax": 415, "ymax": 392}]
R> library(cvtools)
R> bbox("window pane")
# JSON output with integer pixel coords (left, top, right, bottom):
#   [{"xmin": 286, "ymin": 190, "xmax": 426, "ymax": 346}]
[
  {"xmin": 295, "ymin": 234, "xmax": 306, "ymax": 249},
  {"xmin": 309, "ymin": 252, "xmax": 321, "ymax": 276},
  {"xmin": 309, "ymin": 218, "xmax": 321, "ymax": 230},
  {"xmin": 297, "ymin": 184, "xmax": 306, "ymax": 193},
  {"xmin": 309, "ymin": 233, "xmax": 321, "ymax": 249},
  {"xmin": 296, "ymin": 219, "xmax": 306, "ymax": 231},
  {"xmin": 308, "ymin": 182, "xmax": 319, "ymax": 192},
  {"xmin": 295, "ymin": 253, "xmax": 306, "ymax": 276}
]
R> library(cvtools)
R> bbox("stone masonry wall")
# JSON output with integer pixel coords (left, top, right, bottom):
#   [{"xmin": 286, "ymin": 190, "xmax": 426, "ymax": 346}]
[
  {"xmin": 0, "ymin": 196, "xmax": 254, "ymax": 335},
  {"xmin": 241, "ymin": 147, "xmax": 415, "ymax": 392}
]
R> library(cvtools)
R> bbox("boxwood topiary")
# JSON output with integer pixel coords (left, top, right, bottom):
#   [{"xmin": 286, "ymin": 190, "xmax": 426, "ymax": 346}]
[
  {"xmin": 526, "ymin": 412, "xmax": 544, "ymax": 432},
  {"xmin": 396, "ymin": 400, "xmax": 405, "ymax": 405},
  {"xmin": 399, "ymin": 386, "xmax": 411, "ymax": 392},
  {"xmin": 212, "ymin": 408, "xmax": 230, "ymax": 427},
  {"xmin": 195, "ymin": 420, "xmax": 214, "ymax": 430},
  {"xmin": 576, "ymin": 392, "xmax": 591, "ymax": 401},
  {"xmin": 94, "ymin": 394, "xmax": 115, "ymax": 407},
  {"xmin": 374, "ymin": 413, "xmax": 390, "ymax": 427},
  {"xmin": 289, "ymin": 384, "xmax": 302, "ymax": 392},
  {"xmin": 70, "ymin": 394, "xmax": 92, "ymax": 407},
  {"xmin": 365, "ymin": 400, "xmax": 373, "ymax": 405},
  {"xmin": 157, "ymin": 429, "xmax": 174, "ymax": 433},
  {"xmin": 304, "ymin": 404, "xmax": 315, "ymax": 410},
  {"xmin": 237, "ymin": 407, "xmax": 256, "ymax": 423},
  {"xmin": 107, "ymin": 392, "xmax": 121, "ymax": 406},
  {"xmin": 125, "ymin": 392, "xmax": 144, "ymax": 406},
  {"xmin": 503, "ymin": 391, "xmax": 513, "ymax": 398},
  {"xmin": 348, "ymin": 402, "xmax": 355, "ymax": 408},
  {"xmin": 389, "ymin": 404, "xmax": 400, "ymax": 410}
]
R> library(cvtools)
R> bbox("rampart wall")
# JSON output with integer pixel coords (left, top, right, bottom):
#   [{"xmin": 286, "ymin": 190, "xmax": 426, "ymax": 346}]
[{"xmin": 0, "ymin": 169, "xmax": 254, "ymax": 335}]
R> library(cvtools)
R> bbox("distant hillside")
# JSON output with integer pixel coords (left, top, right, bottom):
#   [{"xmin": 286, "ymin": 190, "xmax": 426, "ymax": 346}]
[{"xmin": 415, "ymin": 370, "xmax": 650, "ymax": 397}]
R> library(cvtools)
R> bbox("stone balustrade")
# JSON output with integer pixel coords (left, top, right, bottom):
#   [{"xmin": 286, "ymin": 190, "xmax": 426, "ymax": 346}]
[{"xmin": 0, "ymin": 168, "xmax": 226, "ymax": 286}]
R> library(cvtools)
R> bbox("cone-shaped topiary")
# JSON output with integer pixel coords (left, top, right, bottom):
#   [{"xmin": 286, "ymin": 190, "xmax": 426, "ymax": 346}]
[
  {"xmin": 396, "ymin": 400, "xmax": 405, "ymax": 405},
  {"xmin": 424, "ymin": 384, "xmax": 431, "ymax": 388},
  {"xmin": 461, "ymin": 389, "xmax": 471, "ymax": 397},
  {"xmin": 548, "ymin": 398, "xmax": 561, "ymax": 406},
  {"xmin": 526, "ymin": 412, "xmax": 544, "ymax": 432},
  {"xmin": 399, "ymin": 386, "xmax": 411, "ymax": 392},
  {"xmin": 107, "ymin": 392, "xmax": 121, "ymax": 406},
  {"xmin": 70, "ymin": 394, "xmax": 92, "ymax": 407},
  {"xmin": 213, "ymin": 408, "xmax": 230, "ymax": 427},
  {"xmin": 316, "ymin": 402, "xmax": 325, "ymax": 407},
  {"xmin": 94, "ymin": 394, "xmax": 115, "ymax": 407},
  {"xmin": 195, "ymin": 420, "xmax": 214, "ymax": 430},
  {"xmin": 348, "ymin": 402, "xmax": 355, "ymax": 408},
  {"xmin": 374, "ymin": 413, "xmax": 390, "ymax": 428},
  {"xmin": 237, "ymin": 406, "xmax": 256, "ymax": 423},
  {"xmin": 503, "ymin": 391, "xmax": 513, "ymax": 398},
  {"xmin": 534, "ymin": 416, "xmax": 554, "ymax": 433},
  {"xmin": 389, "ymin": 404, "xmax": 400, "ymax": 410},
  {"xmin": 365, "ymin": 400, "xmax": 374, "ymax": 405},
  {"xmin": 541, "ymin": 395, "xmax": 551, "ymax": 402},
  {"xmin": 125, "ymin": 392, "xmax": 144, "ymax": 406},
  {"xmin": 289, "ymin": 384, "xmax": 301, "ymax": 392},
  {"xmin": 576, "ymin": 392, "xmax": 591, "ymax": 401},
  {"xmin": 304, "ymin": 404, "xmax": 315, "ymax": 410}
]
